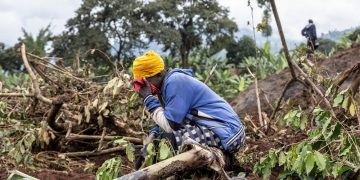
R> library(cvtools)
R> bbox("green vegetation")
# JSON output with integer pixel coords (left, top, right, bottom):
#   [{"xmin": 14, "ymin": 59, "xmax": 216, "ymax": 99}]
[
  {"xmin": 256, "ymin": 0, "xmax": 273, "ymax": 39},
  {"xmin": 96, "ymin": 157, "xmax": 122, "ymax": 180},
  {"xmin": 226, "ymin": 35, "xmax": 257, "ymax": 65},
  {"xmin": 0, "ymin": 25, "xmax": 52, "ymax": 72},
  {"xmin": 317, "ymin": 38, "xmax": 337, "ymax": 56},
  {"xmin": 241, "ymin": 42, "xmax": 287, "ymax": 79},
  {"xmin": 254, "ymin": 88, "xmax": 359, "ymax": 179},
  {"xmin": 144, "ymin": 0, "xmax": 237, "ymax": 67},
  {"xmin": 0, "ymin": 68, "xmax": 30, "ymax": 90},
  {"xmin": 0, "ymin": 43, "xmax": 22, "ymax": 71},
  {"xmin": 347, "ymin": 27, "xmax": 360, "ymax": 42},
  {"xmin": 51, "ymin": 0, "xmax": 237, "ymax": 68}
]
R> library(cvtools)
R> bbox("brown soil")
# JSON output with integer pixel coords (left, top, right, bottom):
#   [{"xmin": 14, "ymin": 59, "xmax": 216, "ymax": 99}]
[
  {"xmin": 231, "ymin": 44, "xmax": 360, "ymax": 117},
  {"xmin": 0, "ymin": 152, "xmax": 135, "ymax": 180},
  {"xmin": 26, "ymin": 169, "xmax": 94, "ymax": 180},
  {"xmin": 0, "ymin": 168, "xmax": 94, "ymax": 180},
  {"xmin": 0, "ymin": 168, "xmax": 8, "ymax": 180}
]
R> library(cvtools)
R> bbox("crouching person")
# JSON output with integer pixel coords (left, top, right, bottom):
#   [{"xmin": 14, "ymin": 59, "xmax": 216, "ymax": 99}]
[{"xmin": 132, "ymin": 51, "xmax": 245, "ymax": 166}]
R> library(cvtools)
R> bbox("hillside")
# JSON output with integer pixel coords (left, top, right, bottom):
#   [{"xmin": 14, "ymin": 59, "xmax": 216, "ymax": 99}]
[
  {"xmin": 232, "ymin": 43, "xmax": 360, "ymax": 117},
  {"xmin": 320, "ymin": 27, "xmax": 358, "ymax": 41}
]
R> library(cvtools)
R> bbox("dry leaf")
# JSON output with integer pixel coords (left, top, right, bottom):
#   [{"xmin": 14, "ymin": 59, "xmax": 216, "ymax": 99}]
[
  {"xmin": 103, "ymin": 77, "xmax": 119, "ymax": 94},
  {"xmin": 99, "ymin": 102, "xmax": 108, "ymax": 112},
  {"xmin": 84, "ymin": 105, "xmax": 91, "ymax": 123},
  {"xmin": 42, "ymin": 130, "xmax": 50, "ymax": 145},
  {"xmin": 97, "ymin": 115, "xmax": 104, "ymax": 127},
  {"xmin": 92, "ymin": 98, "xmax": 99, "ymax": 108},
  {"xmin": 103, "ymin": 109, "xmax": 110, "ymax": 117},
  {"xmin": 349, "ymin": 103, "xmax": 356, "ymax": 116}
]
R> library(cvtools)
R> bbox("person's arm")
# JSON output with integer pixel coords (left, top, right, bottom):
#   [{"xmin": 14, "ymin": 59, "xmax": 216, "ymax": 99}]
[
  {"xmin": 143, "ymin": 95, "xmax": 174, "ymax": 133},
  {"xmin": 141, "ymin": 75, "xmax": 192, "ymax": 132},
  {"xmin": 138, "ymin": 80, "xmax": 175, "ymax": 133},
  {"xmin": 301, "ymin": 27, "xmax": 307, "ymax": 36},
  {"xmin": 153, "ymin": 107, "xmax": 183, "ymax": 130}
]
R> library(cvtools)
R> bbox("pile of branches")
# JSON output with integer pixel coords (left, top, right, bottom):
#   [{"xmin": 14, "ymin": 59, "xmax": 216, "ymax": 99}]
[{"xmin": 0, "ymin": 44, "xmax": 151, "ymax": 170}]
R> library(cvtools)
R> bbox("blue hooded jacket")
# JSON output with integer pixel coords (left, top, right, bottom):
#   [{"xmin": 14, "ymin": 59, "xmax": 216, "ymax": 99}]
[{"xmin": 145, "ymin": 68, "xmax": 245, "ymax": 150}]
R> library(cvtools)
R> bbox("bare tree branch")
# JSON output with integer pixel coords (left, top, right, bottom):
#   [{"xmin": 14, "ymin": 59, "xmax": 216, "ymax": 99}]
[{"xmin": 21, "ymin": 44, "xmax": 52, "ymax": 104}]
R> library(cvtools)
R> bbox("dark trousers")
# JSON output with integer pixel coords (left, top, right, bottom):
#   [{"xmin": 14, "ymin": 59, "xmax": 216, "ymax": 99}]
[{"xmin": 307, "ymin": 38, "xmax": 317, "ymax": 53}]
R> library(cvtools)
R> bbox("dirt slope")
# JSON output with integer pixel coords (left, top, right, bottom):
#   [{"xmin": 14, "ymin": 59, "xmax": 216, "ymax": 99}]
[{"xmin": 231, "ymin": 44, "xmax": 360, "ymax": 117}]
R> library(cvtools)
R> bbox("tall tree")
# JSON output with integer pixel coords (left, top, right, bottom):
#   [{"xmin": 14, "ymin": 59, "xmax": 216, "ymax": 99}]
[
  {"xmin": 0, "ymin": 43, "xmax": 21, "ymax": 71},
  {"xmin": 52, "ymin": 0, "xmax": 146, "ymax": 67},
  {"xmin": 0, "ymin": 25, "xmax": 52, "ymax": 71},
  {"xmin": 143, "ymin": 0, "xmax": 238, "ymax": 67},
  {"xmin": 316, "ymin": 38, "xmax": 336, "ymax": 55},
  {"xmin": 19, "ymin": 25, "xmax": 52, "ymax": 57},
  {"xmin": 348, "ymin": 27, "xmax": 360, "ymax": 42},
  {"xmin": 256, "ymin": 0, "xmax": 272, "ymax": 39},
  {"xmin": 52, "ymin": 27, "xmax": 110, "ymax": 67},
  {"xmin": 226, "ymin": 35, "xmax": 257, "ymax": 65},
  {"xmin": 208, "ymin": 35, "xmax": 234, "ymax": 56}
]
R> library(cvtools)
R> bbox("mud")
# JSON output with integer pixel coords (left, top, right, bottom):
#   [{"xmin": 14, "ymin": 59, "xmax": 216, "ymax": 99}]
[
  {"xmin": 0, "ymin": 153, "xmax": 135, "ymax": 180},
  {"xmin": 0, "ymin": 169, "xmax": 8, "ymax": 180},
  {"xmin": 0, "ymin": 168, "xmax": 95, "ymax": 180},
  {"xmin": 157, "ymin": 160, "xmax": 187, "ymax": 177}
]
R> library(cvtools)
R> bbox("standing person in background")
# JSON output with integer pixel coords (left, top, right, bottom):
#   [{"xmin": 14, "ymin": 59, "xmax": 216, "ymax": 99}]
[{"xmin": 301, "ymin": 19, "xmax": 318, "ymax": 56}]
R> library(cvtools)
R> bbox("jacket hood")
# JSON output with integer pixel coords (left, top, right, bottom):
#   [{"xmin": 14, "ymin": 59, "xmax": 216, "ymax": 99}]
[{"xmin": 167, "ymin": 68, "xmax": 193, "ymax": 77}]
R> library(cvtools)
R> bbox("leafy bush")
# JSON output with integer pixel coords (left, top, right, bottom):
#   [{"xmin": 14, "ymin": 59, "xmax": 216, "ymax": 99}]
[
  {"xmin": 254, "ymin": 87, "xmax": 360, "ymax": 179},
  {"xmin": 96, "ymin": 157, "xmax": 122, "ymax": 180},
  {"xmin": 0, "ymin": 119, "xmax": 37, "ymax": 165},
  {"xmin": 0, "ymin": 68, "xmax": 30, "ymax": 90},
  {"xmin": 191, "ymin": 56, "xmax": 252, "ymax": 100},
  {"xmin": 226, "ymin": 35, "xmax": 257, "ymax": 65},
  {"xmin": 326, "ymin": 28, "xmax": 360, "ymax": 56},
  {"xmin": 317, "ymin": 38, "xmax": 337, "ymax": 56},
  {"xmin": 347, "ymin": 27, "xmax": 360, "ymax": 42},
  {"xmin": 336, "ymin": 35, "xmax": 352, "ymax": 51},
  {"xmin": 240, "ymin": 42, "xmax": 287, "ymax": 79}
]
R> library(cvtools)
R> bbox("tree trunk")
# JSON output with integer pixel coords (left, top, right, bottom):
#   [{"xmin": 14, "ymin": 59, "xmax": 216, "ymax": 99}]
[
  {"xmin": 269, "ymin": 0, "xmax": 296, "ymax": 79},
  {"xmin": 116, "ymin": 144, "xmax": 230, "ymax": 180},
  {"xmin": 180, "ymin": 45, "xmax": 188, "ymax": 68}
]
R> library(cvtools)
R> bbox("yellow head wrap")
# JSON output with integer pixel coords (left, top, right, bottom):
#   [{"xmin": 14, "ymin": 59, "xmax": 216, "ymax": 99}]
[{"xmin": 132, "ymin": 50, "xmax": 165, "ymax": 79}]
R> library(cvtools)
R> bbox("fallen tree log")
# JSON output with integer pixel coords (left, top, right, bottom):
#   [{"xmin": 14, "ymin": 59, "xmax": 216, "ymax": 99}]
[{"xmin": 116, "ymin": 143, "xmax": 231, "ymax": 180}]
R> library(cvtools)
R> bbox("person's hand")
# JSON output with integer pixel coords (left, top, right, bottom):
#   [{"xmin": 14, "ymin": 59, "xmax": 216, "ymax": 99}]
[{"xmin": 138, "ymin": 79, "xmax": 152, "ymax": 99}]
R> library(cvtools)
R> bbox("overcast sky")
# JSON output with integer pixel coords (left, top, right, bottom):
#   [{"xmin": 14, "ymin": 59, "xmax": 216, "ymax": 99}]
[{"xmin": 0, "ymin": 0, "xmax": 359, "ymax": 46}]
